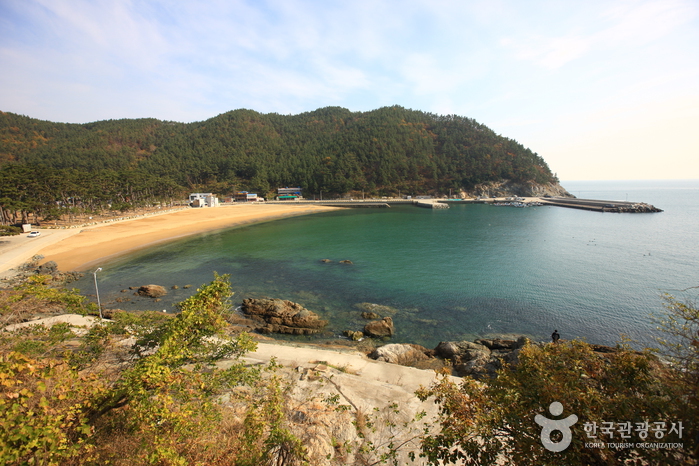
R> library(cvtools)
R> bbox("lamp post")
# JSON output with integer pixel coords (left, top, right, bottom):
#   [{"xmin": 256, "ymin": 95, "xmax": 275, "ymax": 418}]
[{"xmin": 93, "ymin": 267, "xmax": 103, "ymax": 319}]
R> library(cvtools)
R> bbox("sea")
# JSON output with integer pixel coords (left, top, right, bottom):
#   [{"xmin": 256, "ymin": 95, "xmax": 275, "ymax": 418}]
[{"xmin": 73, "ymin": 179, "xmax": 699, "ymax": 350}]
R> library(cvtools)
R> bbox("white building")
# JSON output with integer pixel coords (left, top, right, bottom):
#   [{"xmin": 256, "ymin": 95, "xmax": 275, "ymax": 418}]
[{"xmin": 189, "ymin": 193, "xmax": 219, "ymax": 207}]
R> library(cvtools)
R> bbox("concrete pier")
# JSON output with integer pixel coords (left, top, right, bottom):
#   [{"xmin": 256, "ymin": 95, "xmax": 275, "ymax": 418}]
[
  {"xmin": 540, "ymin": 197, "xmax": 662, "ymax": 213},
  {"xmin": 266, "ymin": 199, "xmax": 451, "ymax": 208},
  {"xmin": 264, "ymin": 197, "xmax": 660, "ymax": 212},
  {"xmin": 415, "ymin": 199, "xmax": 449, "ymax": 209}
]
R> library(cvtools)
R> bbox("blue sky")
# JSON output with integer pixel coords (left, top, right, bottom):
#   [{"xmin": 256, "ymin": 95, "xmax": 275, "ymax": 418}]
[{"xmin": 1, "ymin": 0, "xmax": 697, "ymax": 180}]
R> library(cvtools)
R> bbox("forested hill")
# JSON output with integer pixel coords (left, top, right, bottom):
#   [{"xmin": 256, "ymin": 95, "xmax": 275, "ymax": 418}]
[{"xmin": 1, "ymin": 106, "xmax": 559, "ymax": 198}]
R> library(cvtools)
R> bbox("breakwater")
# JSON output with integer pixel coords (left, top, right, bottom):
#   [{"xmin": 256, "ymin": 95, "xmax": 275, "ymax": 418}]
[
  {"xmin": 266, "ymin": 199, "xmax": 453, "ymax": 208},
  {"xmin": 264, "ymin": 197, "xmax": 661, "ymax": 212},
  {"xmin": 539, "ymin": 197, "xmax": 663, "ymax": 213}
]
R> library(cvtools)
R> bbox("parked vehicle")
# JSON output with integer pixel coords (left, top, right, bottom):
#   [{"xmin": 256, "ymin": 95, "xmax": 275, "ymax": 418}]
[{"xmin": 27, "ymin": 231, "xmax": 41, "ymax": 237}]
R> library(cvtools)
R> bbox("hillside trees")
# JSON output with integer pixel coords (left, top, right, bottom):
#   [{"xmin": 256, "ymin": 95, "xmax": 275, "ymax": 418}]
[
  {"xmin": 0, "ymin": 163, "xmax": 181, "ymax": 225},
  {"xmin": 1, "ymin": 106, "xmax": 559, "ymax": 206}
]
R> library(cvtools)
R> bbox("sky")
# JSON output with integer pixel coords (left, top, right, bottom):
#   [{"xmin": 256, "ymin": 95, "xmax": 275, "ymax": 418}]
[{"xmin": 1, "ymin": 0, "xmax": 698, "ymax": 181}]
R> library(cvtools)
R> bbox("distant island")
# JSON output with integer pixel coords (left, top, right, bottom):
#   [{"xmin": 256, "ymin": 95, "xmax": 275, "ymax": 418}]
[{"xmin": 0, "ymin": 106, "xmax": 570, "ymax": 225}]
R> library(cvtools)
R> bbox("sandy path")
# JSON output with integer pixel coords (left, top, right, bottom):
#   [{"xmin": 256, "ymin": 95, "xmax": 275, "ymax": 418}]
[{"xmin": 0, "ymin": 204, "xmax": 337, "ymax": 276}]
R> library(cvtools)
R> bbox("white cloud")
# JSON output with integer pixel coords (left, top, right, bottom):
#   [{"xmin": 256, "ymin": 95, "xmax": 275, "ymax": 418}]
[{"xmin": 503, "ymin": 0, "xmax": 698, "ymax": 70}]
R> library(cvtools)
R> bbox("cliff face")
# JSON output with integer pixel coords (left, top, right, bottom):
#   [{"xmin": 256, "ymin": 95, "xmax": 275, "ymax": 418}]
[{"xmin": 461, "ymin": 180, "xmax": 573, "ymax": 198}]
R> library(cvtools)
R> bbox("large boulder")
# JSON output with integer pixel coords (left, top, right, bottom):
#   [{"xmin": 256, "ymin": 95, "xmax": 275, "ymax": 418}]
[
  {"xmin": 434, "ymin": 341, "xmax": 490, "ymax": 362},
  {"xmin": 434, "ymin": 340, "xmax": 496, "ymax": 380},
  {"xmin": 137, "ymin": 285, "xmax": 167, "ymax": 298},
  {"xmin": 363, "ymin": 317, "xmax": 394, "ymax": 338},
  {"xmin": 369, "ymin": 343, "xmax": 430, "ymax": 366},
  {"xmin": 475, "ymin": 338, "xmax": 517, "ymax": 350},
  {"xmin": 241, "ymin": 298, "xmax": 328, "ymax": 335},
  {"xmin": 36, "ymin": 261, "xmax": 58, "ymax": 275}
]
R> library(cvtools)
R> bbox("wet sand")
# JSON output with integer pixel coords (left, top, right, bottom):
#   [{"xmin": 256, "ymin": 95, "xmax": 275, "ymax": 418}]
[{"xmin": 0, "ymin": 204, "xmax": 338, "ymax": 276}]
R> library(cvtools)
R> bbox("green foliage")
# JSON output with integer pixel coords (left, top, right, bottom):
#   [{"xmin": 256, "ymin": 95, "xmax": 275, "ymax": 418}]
[
  {"xmin": 0, "ymin": 351, "xmax": 108, "ymax": 465},
  {"xmin": 0, "ymin": 162, "xmax": 181, "ymax": 225},
  {"xmin": 238, "ymin": 372, "xmax": 307, "ymax": 466},
  {"xmin": 354, "ymin": 402, "xmax": 427, "ymax": 466},
  {"xmin": 9, "ymin": 274, "xmax": 95, "ymax": 315},
  {"xmin": 0, "ymin": 273, "xmax": 310, "ymax": 465},
  {"xmin": 1, "ymin": 323, "xmax": 74, "ymax": 358},
  {"xmin": 0, "ymin": 106, "xmax": 558, "ymax": 215},
  {"xmin": 417, "ymin": 340, "xmax": 689, "ymax": 465},
  {"xmin": 0, "ymin": 225, "xmax": 21, "ymax": 235},
  {"xmin": 652, "ymin": 294, "xmax": 699, "ymax": 458},
  {"xmin": 98, "ymin": 274, "xmax": 257, "ymax": 463}
]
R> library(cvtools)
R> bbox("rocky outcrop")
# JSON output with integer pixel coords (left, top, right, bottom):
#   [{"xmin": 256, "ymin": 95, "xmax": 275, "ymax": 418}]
[
  {"xmin": 366, "ymin": 334, "xmax": 647, "ymax": 381},
  {"xmin": 241, "ymin": 298, "xmax": 328, "ymax": 335},
  {"xmin": 433, "ymin": 337, "xmax": 531, "ymax": 379},
  {"xmin": 363, "ymin": 317, "xmax": 394, "ymax": 338},
  {"xmin": 462, "ymin": 180, "xmax": 573, "ymax": 199},
  {"xmin": 36, "ymin": 261, "xmax": 58, "ymax": 275},
  {"xmin": 369, "ymin": 343, "xmax": 431, "ymax": 366},
  {"xmin": 360, "ymin": 311, "xmax": 380, "ymax": 320},
  {"xmin": 136, "ymin": 285, "xmax": 167, "ymax": 298}
]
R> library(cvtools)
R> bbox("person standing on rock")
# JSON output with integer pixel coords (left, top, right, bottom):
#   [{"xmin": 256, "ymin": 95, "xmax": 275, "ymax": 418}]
[{"xmin": 551, "ymin": 330, "xmax": 560, "ymax": 344}]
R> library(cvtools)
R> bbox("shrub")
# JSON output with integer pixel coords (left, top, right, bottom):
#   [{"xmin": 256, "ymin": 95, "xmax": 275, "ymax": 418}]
[{"xmin": 0, "ymin": 225, "xmax": 22, "ymax": 236}]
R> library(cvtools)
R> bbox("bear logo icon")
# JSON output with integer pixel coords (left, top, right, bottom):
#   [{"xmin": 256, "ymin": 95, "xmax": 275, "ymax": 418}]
[{"xmin": 534, "ymin": 401, "xmax": 578, "ymax": 452}]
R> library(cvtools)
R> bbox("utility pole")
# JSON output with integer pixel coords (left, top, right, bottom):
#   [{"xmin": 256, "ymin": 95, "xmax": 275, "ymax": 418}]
[{"xmin": 93, "ymin": 267, "xmax": 103, "ymax": 319}]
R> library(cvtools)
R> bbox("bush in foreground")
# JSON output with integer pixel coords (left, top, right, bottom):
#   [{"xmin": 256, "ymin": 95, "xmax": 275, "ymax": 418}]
[{"xmin": 417, "ymin": 338, "xmax": 693, "ymax": 465}]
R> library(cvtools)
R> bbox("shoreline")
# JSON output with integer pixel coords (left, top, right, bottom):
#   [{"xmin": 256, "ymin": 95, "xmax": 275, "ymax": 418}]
[{"xmin": 0, "ymin": 204, "xmax": 339, "ymax": 277}]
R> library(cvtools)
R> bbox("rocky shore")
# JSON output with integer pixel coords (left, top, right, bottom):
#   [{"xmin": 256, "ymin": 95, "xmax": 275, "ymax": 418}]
[{"xmin": 2, "ymin": 259, "xmax": 630, "ymax": 382}]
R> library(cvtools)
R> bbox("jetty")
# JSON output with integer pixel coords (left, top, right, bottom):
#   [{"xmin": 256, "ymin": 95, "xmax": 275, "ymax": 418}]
[
  {"xmin": 415, "ymin": 199, "xmax": 449, "ymax": 209},
  {"xmin": 266, "ymin": 199, "xmax": 451, "ymax": 209},
  {"xmin": 264, "ymin": 197, "xmax": 661, "ymax": 212},
  {"xmin": 538, "ymin": 197, "xmax": 662, "ymax": 213}
]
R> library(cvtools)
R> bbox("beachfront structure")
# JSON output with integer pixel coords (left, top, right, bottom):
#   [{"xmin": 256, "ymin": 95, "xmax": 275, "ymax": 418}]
[
  {"xmin": 189, "ymin": 193, "xmax": 219, "ymax": 207},
  {"xmin": 277, "ymin": 187, "xmax": 302, "ymax": 201},
  {"xmin": 234, "ymin": 191, "xmax": 259, "ymax": 202}
]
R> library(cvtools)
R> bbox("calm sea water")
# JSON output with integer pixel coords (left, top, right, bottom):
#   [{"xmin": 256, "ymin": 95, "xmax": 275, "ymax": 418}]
[{"xmin": 75, "ymin": 179, "xmax": 699, "ymax": 349}]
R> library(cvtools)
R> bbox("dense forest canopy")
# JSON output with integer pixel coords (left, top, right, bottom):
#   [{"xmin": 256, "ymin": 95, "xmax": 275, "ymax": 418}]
[{"xmin": 0, "ymin": 106, "xmax": 559, "ymax": 223}]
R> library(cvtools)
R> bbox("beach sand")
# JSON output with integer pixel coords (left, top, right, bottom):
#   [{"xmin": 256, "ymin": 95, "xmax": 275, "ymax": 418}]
[{"xmin": 0, "ymin": 204, "xmax": 338, "ymax": 276}]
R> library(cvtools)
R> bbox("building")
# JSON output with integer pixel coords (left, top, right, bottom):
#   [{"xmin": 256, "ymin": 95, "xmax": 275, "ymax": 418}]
[
  {"xmin": 277, "ymin": 187, "xmax": 302, "ymax": 201},
  {"xmin": 189, "ymin": 193, "xmax": 219, "ymax": 207},
  {"xmin": 233, "ymin": 191, "xmax": 259, "ymax": 202}
]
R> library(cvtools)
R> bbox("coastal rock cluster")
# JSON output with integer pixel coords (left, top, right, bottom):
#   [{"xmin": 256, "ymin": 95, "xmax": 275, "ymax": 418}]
[
  {"xmin": 434, "ymin": 337, "xmax": 529, "ymax": 378},
  {"xmin": 364, "ymin": 338, "xmax": 526, "ymax": 379},
  {"xmin": 367, "ymin": 337, "xmax": 641, "ymax": 379},
  {"xmin": 463, "ymin": 180, "xmax": 573, "ymax": 199},
  {"xmin": 241, "ymin": 298, "xmax": 329, "ymax": 335},
  {"xmin": 605, "ymin": 203, "xmax": 663, "ymax": 213},
  {"xmin": 340, "ymin": 303, "xmax": 399, "ymax": 341}
]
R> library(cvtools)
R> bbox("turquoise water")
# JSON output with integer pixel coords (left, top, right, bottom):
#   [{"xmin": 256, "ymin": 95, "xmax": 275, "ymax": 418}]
[{"xmin": 75, "ymin": 179, "xmax": 699, "ymax": 349}]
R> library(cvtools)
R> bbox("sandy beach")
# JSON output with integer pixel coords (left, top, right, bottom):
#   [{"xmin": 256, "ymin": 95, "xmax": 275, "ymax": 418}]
[{"xmin": 0, "ymin": 204, "xmax": 338, "ymax": 276}]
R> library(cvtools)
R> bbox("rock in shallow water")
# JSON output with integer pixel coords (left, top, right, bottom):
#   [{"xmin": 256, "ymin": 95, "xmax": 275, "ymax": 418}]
[
  {"xmin": 136, "ymin": 284, "xmax": 167, "ymax": 298},
  {"xmin": 363, "ymin": 317, "xmax": 394, "ymax": 338},
  {"xmin": 241, "ymin": 298, "xmax": 328, "ymax": 335}
]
